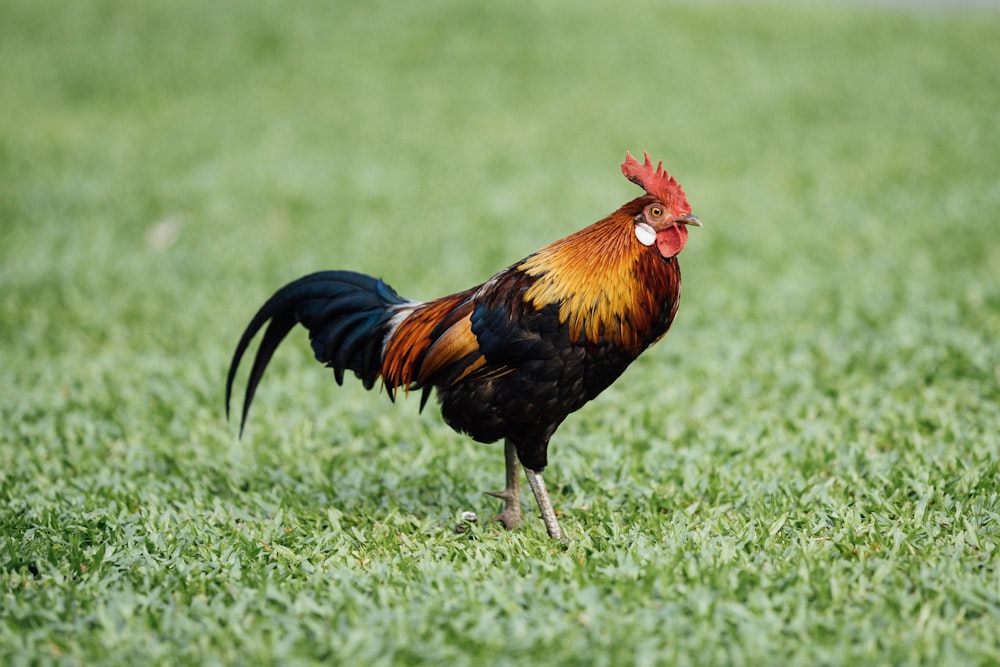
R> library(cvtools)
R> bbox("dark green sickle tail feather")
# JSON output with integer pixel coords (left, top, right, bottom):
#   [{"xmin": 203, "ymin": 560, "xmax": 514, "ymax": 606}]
[{"xmin": 225, "ymin": 270, "xmax": 409, "ymax": 433}]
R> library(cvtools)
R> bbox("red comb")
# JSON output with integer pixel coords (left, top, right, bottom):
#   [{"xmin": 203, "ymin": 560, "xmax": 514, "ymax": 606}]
[{"xmin": 621, "ymin": 151, "xmax": 691, "ymax": 216}]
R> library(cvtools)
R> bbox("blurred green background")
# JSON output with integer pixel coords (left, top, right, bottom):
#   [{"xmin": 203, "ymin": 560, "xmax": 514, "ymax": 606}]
[{"xmin": 2, "ymin": 1, "xmax": 998, "ymax": 664}]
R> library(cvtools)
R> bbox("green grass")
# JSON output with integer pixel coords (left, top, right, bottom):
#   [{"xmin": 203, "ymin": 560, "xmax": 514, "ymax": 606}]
[{"xmin": 2, "ymin": 0, "xmax": 999, "ymax": 664}]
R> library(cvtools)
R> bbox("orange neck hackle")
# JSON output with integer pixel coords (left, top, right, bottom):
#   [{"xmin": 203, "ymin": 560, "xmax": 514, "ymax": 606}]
[{"xmin": 517, "ymin": 199, "xmax": 680, "ymax": 353}]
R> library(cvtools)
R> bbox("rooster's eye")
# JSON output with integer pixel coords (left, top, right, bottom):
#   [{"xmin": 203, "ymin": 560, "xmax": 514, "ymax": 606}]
[{"xmin": 649, "ymin": 206, "xmax": 663, "ymax": 218}]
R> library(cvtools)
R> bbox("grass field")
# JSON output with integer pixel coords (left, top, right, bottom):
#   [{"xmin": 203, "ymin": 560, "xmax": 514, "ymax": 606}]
[{"xmin": 2, "ymin": 1, "xmax": 999, "ymax": 664}]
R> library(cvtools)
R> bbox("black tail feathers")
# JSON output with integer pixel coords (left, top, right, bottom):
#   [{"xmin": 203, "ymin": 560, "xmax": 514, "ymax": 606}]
[{"xmin": 226, "ymin": 270, "xmax": 409, "ymax": 433}]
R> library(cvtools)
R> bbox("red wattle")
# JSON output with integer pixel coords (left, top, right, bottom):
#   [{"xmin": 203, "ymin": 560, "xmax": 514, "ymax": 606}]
[{"xmin": 656, "ymin": 225, "xmax": 688, "ymax": 258}]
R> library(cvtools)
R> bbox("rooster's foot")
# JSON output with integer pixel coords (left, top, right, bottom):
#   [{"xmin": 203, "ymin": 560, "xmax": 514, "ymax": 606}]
[{"xmin": 488, "ymin": 494, "xmax": 524, "ymax": 530}]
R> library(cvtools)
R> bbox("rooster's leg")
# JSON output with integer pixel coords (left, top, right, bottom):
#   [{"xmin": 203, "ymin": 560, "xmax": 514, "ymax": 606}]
[
  {"xmin": 523, "ymin": 467, "xmax": 564, "ymax": 541},
  {"xmin": 487, "ymin": 439, "xmax": 523, "ymax": 530}
]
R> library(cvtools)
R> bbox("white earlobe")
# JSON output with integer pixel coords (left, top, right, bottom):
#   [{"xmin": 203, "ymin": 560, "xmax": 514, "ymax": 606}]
[{"xmin": 634, "ymin": 222, "xmax": 656, "ymax": 246}]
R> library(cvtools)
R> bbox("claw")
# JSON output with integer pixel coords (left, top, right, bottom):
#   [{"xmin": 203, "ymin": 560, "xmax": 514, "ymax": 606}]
[
  {"xmin": 487, "ymin": 487, "xmax": 523, "ymax": 529},
  {"xmin": 490, "ymin": 505, "xmax": 523, "ymax": 531}
]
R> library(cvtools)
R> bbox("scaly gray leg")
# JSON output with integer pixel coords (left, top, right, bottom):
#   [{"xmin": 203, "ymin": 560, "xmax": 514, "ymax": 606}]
[
  {"xmin": 524, "ymin": 466, "xmax": 565, "ymax": 541},
  {"xmin": 487, "ymin": 439, "xmax": 523, "ymax": 530}
]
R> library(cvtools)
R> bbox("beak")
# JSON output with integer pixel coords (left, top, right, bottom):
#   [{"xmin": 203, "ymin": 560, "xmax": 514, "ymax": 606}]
[{"xmin": 679, "ymin": 214, "xmax": 702, "ymax": 227}]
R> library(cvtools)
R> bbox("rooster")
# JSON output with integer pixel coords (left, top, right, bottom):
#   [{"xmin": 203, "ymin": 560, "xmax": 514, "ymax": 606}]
[{"xmin": 226, "ymin": 152, "xmax": 700, "ymax": 540}]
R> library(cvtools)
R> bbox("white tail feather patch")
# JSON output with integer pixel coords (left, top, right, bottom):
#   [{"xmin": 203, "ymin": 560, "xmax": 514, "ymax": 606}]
[{"xmin": 383, "ymin": 302, "xmax": 421, "ymax": 352}]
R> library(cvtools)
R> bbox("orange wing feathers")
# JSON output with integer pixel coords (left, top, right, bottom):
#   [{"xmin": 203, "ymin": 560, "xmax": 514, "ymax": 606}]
[{"xmin": 381, "ymin": 289, "xmax": 481, "ymax": 392}]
